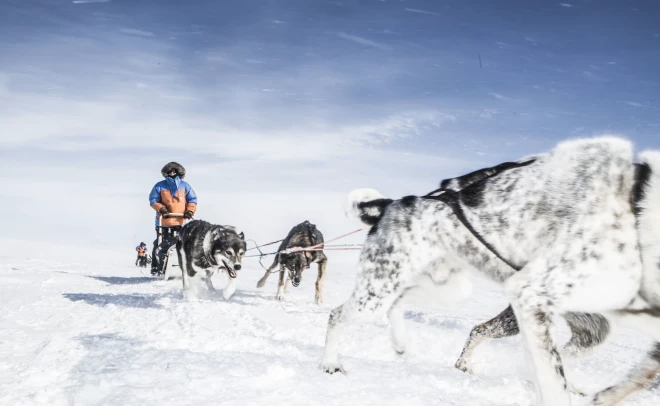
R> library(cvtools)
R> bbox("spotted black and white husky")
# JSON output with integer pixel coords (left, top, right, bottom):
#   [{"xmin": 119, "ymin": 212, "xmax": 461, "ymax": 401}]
[
  {"xmin": 176, "ymin": 220, "xmax": 246, "ymax": 300},
  {"xmin": 438, "ymin": 160, "xmax": 612, "ymax": 375},
  {"xmin": 319, "ymin": 137, "xmax": 660, "ymax": 406}
]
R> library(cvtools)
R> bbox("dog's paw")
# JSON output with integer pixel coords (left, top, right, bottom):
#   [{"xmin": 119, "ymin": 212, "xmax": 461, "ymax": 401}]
[
  {"xmin": 223, "ymin": 288, "xmax": 236, "ymax": 301},
  {"xmin": 276, "ymin": 294, "xmax": 285, "ymax": 301},
  {"xmin": 393, "ymin": 344, "xmax": 407, "ymax": 357},
  {"xmin": 454, "ymin": 359, "xmax": 472, "ymax": 374},
  {"xmin": 315, "ymin": 296, "xmax": 323, "ymax": 305},
  {"xmin": 182, "ymin": 290, "xmax": 200, "ymax": 301},
  {"xmin": 256, "ymin": 279, "xmax": 266, "ymax": 288},
  {"xmin": 320, "ymin": 363, "xmax": 345, "ymax": 375}
]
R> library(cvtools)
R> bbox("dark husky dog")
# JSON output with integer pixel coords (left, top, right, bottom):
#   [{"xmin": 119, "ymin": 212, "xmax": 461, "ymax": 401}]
[
  {"xmin": 256, "ymin": 220, "xmax": 328, "ymax": 303},
  {"xmin": 176, "ymin": 220, "xmax": 246, "ymax": 300}
]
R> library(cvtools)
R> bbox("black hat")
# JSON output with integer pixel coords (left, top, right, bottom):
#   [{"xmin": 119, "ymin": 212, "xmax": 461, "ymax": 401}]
[{"xmin": 161, "ymin": 162, "xmax": 186, "ymax": 179}]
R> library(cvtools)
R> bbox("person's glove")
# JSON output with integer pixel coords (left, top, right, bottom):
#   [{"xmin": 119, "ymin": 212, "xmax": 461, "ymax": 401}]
[
  {"xmin": 184, "ymin": 210, "xmax": 194, "ymax": 220},
  {"xmin": 159, "ymin": 207, "xmax": 169, "ymax": 216}
]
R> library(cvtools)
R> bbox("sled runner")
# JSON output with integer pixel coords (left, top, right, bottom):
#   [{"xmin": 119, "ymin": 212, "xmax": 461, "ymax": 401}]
[{"xmin": 155, "ymin": 213, "xmax": 184, "ymax": 281}]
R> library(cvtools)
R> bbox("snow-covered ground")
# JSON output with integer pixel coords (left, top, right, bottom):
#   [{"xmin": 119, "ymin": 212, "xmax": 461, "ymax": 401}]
[{"xmin": 1, "ymin": 238, "xmax": 658, "ymax": 406}]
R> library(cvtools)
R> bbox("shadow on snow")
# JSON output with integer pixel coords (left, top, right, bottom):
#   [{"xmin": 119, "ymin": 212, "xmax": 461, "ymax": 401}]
[{"xmin": 63, "ymin": 293, "xmax": 164, "ymax": 309}]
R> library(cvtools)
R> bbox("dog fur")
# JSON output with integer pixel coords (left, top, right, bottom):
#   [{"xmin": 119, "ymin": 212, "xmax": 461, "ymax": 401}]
[
  {"xmin": 256, "ymin": 221, "xmax": 328, "ymax": 304},
  {"xmin": 176, "ymin": 220, "xmax": 246, "ymax": 300},
  {"xmin": 437, "ymin": 160, "xmax": 612, "ymax": 375},
  {"xmin": 319, "ymin": 137, "xmax": 660, "ymax": 406}
]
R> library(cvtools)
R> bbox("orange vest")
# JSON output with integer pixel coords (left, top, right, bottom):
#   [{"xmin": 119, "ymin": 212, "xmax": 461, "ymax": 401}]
[{"xmin": 151, "ymin": 188, "xmax": 197, "ymax": 226}]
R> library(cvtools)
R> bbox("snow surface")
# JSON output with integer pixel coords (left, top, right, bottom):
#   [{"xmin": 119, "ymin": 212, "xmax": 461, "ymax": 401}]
[{"xmin": 1, "ymin": 238, "xmax": 659, "ymax": 406}]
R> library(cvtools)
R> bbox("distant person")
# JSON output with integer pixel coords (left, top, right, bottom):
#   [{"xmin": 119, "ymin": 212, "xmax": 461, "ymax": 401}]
[
  {"xmin": 135, "ymin": 242, "xmax": 148, "ymax": 267},
  {"xmin": 149, "ymin": 162, "xmax": 197, "ymax": 275}
]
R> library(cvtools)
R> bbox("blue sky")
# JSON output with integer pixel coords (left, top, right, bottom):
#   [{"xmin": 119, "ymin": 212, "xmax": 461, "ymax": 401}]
[{"xmin": 0, "ymin": 0, "xmax": 658, "ymax": 248}]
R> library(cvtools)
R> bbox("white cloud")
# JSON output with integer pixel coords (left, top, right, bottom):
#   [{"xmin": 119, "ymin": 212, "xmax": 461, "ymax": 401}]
[
  {"xmin": 479, "ymin": 109, "xmax": 499, "ymax": 119},
  {"xmin": 623, "ymin": 101, "xmax": 644, "ymax": 108},
  {"xmin": 404, "ymin": 8, "xmax": 442, "ymax": 16},
  {"xmin": 73, "ymin": 0, "xmax": 111, "ymax": 3},
  {"xmin": 488, "ymin": 92, "xmax": 510, "ymax": 100},
  {"xmin": 338, "ymin": 33, "xmax": 391, "ymax": 51},
  {"xmin": 119, "ymin": 28, "xmax": 154, "ymax": 37},
  {"xmin": 0, "ymin": 83, "xmax": 456, "ymax": 165},
  {"xmin": 558, "ymin": 3, "xmax": 574, "ymax": 7},
  {"xmin": 348, "ymin": 112, "xmax": 456, "ymax": 146}
]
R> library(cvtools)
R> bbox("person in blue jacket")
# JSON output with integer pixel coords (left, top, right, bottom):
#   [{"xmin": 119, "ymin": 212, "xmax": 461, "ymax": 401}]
[
  {"xmin": 149, "ymin": 162, "xmax": 198, "ymax": 275},
  {"xmin": 135, "ymin": 242, "xmax": 148, "ymax": 267}
]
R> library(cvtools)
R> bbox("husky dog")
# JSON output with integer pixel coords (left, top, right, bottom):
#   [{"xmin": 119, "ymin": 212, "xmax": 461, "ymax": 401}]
[
  {"xmin": 176, "ymin": 220, "xmax": 246, "ymax": 300},
  {"xmin": 256, "ymin": 221, "xmax": 328, "ymax": 304},
  {"xmin": 437, "ymin": 160, "xmax": 612, "ymax": 374},
  {"xmin": 319, "ymin": 137, "xmax": 660, "ymax": 406}
]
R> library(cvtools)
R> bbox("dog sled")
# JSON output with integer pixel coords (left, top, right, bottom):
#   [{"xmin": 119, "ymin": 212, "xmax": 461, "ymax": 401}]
[
  {"xmin": 155, "ymin": 213, "xmax": 184, "ymax": 281},
  {"xmin": 135, "ymin": 255, "xmax": 151, "ymax": 268}
]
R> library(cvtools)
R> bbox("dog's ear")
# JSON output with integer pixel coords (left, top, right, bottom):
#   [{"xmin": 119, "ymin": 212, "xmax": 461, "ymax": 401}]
[
  {"xmin": 239, "ymin": 231, "xmax": 245, "ymax": 240},
  {"xmin": 209, "ymin": 227, "xmax": 225, "ymax": 241},
  {"xmin": 203, "ymin": 227, "xmax": 222, "ymax": 255}
]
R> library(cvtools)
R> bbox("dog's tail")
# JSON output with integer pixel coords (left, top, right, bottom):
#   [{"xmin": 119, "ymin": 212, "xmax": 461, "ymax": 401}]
[
  {"xmin": 636, "ymin": 151, "xmax": 660, "ymax": 306},
  {"xmin": 344, "ymin": 188, "xmax": 393, "ymax": 227}
]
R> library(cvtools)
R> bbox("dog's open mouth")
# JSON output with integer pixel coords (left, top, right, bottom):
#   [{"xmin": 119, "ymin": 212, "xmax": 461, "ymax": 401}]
[
  {"xmin": 291, "ymin": 280, "xmax": 300, "ymax": 287},
  {"xmin": 223, "ymin": 260, "xmax": 237, "ymax": 278}
]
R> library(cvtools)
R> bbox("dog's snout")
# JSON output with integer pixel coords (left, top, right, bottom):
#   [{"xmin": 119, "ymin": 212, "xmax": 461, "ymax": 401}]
[
  {"xmin": 234, "ymin": 264, "xmax": 242, "ymax": 271},
  {"xmin": 293, "ymin": 277, "xmax": 301, "ymax": 284}
]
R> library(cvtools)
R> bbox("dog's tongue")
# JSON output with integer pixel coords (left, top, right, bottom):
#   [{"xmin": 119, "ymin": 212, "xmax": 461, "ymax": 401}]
[{"xmin": 222, "ymin": 260, "xmax": 237, "ymax": 278}]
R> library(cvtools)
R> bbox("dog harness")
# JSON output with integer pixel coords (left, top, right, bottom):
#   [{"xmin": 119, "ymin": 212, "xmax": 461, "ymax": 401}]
[
  {"xmin": 423, "ymin": 159, "xmax": 646, "ymax": 274},
  {"xmin": 422, "ymin": 159, "xmax": 537, "ymax": 273}
]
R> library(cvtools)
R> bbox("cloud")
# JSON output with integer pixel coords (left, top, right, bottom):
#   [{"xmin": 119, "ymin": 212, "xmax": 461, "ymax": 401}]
[
  {"xmin": 338, "ymin": 33, "xmax": 391, "ymax": 51},
  {"xmin": 73, "ymin": 0, "xmax": 111, "ymax": 3},
  {"xmin": 348, "ymin": 112, "xmax": 456, "ymax": 147},
  {"xmin": 404, "ymin": 8, "xmax": 442, "ymax": 16},
  {"xmin": 119, "ymin": 28, "xmax": 154, "ymax": 37},
  {"xmin": 0, "ymin": 87, "xmax": 452, "ymax": 163},
  {"xmin": 558, "ymin": 3, "xmax": 574, "ymax": 7},
  {"xmin": 623, "ymin": 101, "xmax": 644, "ymax": 108},
  {"xmin": 479, "ymin": 109, "xmax": 499, "ymax": 119},
  {"xmin": 488, "ymin": 92, "xmax": 510, "ymax": 100}
]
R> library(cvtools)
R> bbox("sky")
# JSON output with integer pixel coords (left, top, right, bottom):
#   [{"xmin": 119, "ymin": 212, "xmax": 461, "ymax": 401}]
[{"xmin": 0, "ymin": 0, "xmax": 658, "ymax": 250}]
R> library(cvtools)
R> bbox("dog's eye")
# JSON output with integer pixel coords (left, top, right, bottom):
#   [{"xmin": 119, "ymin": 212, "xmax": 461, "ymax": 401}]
[{"xmin": 225, "ymin": 250, "xmax": 233, "ymax": 256}]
